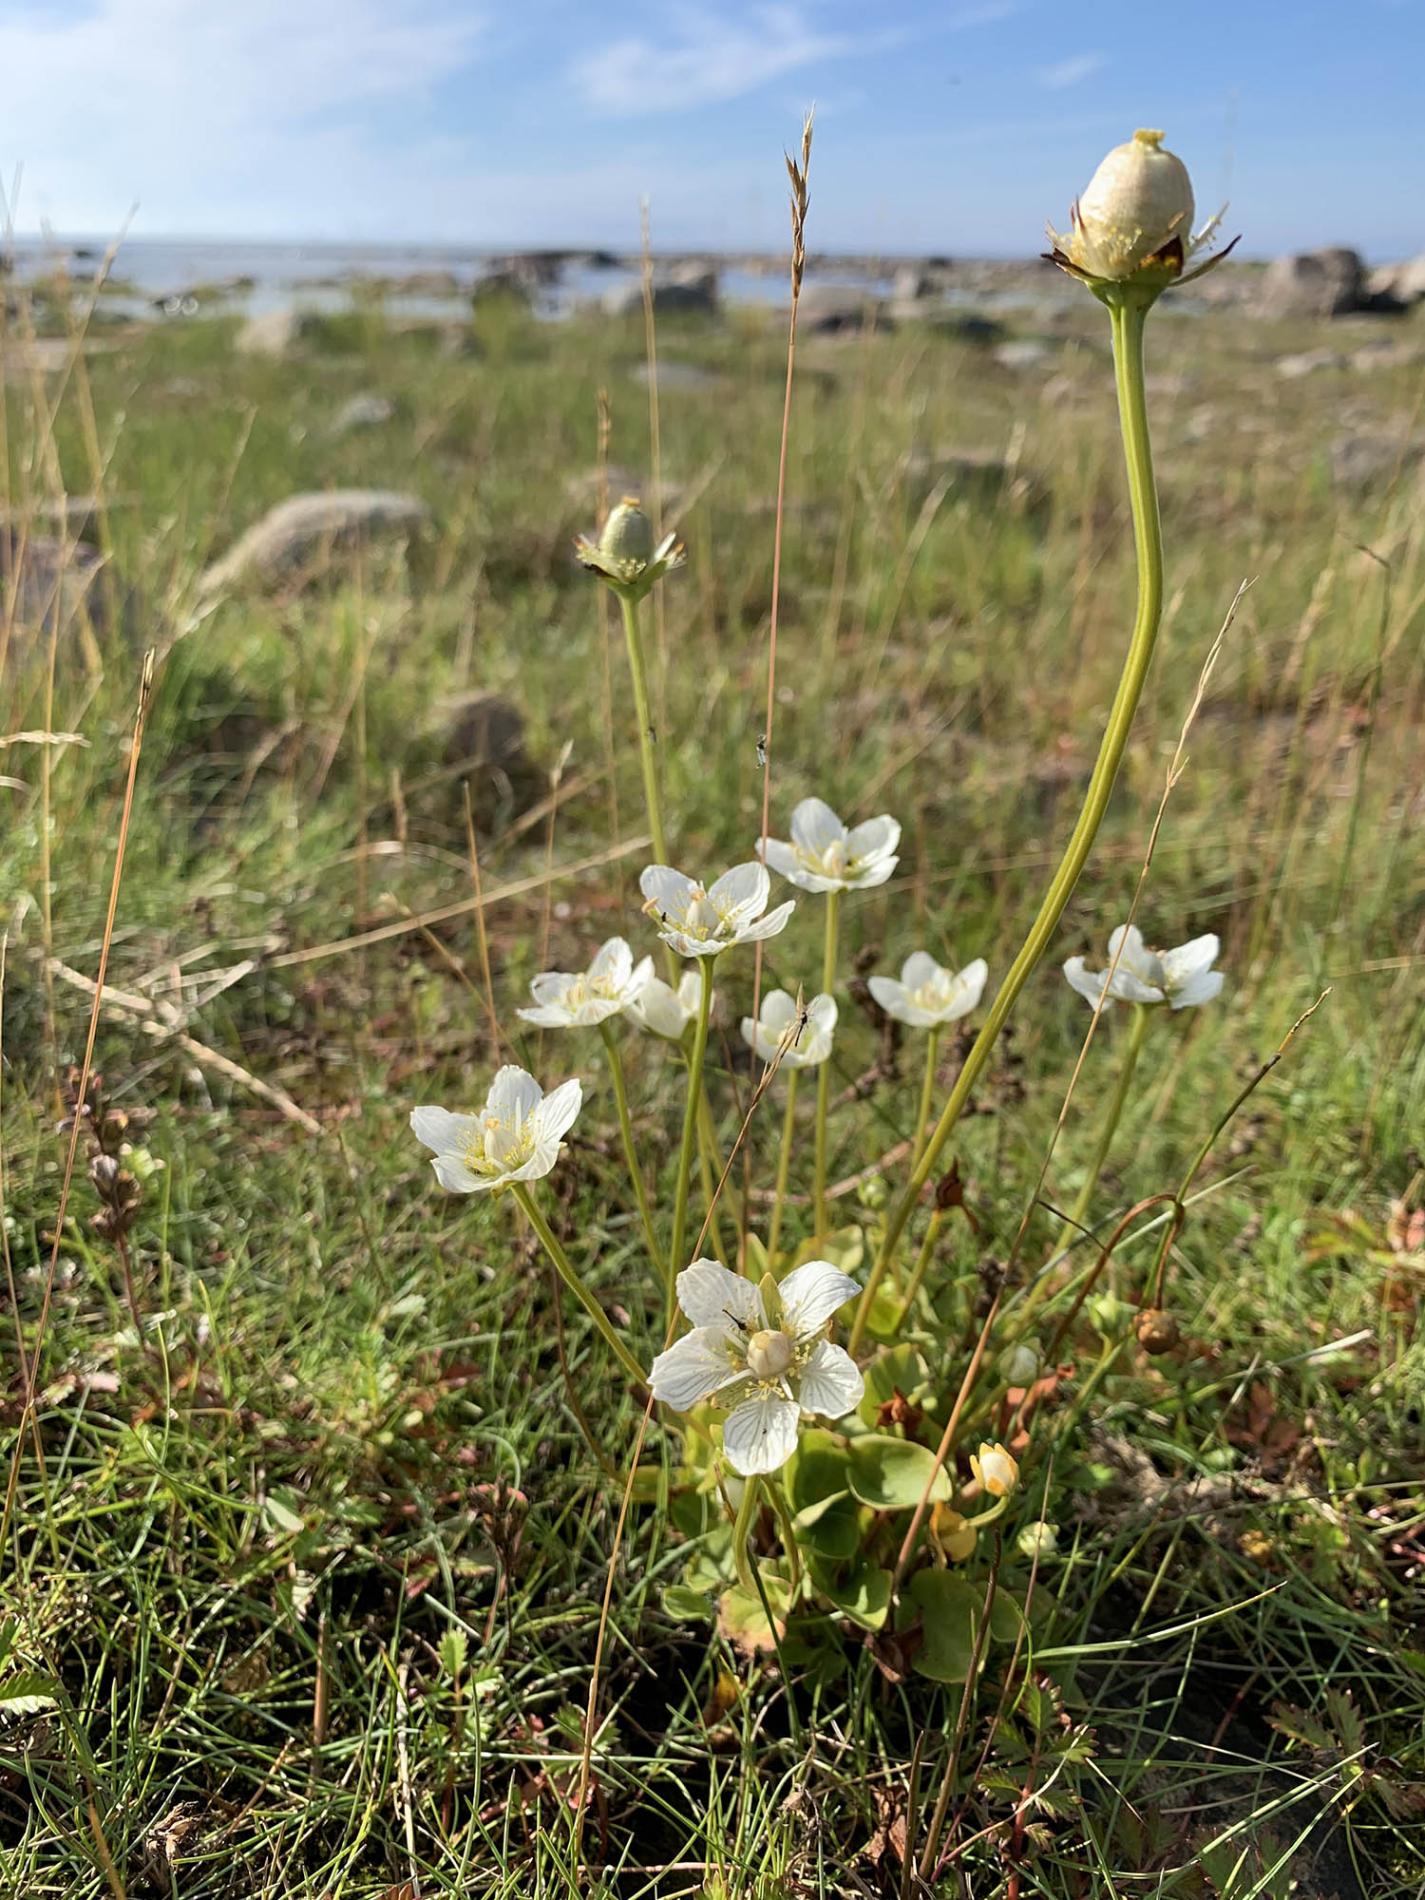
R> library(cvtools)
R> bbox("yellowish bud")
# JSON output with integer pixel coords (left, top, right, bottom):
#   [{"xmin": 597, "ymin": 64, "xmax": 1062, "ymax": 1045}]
[
  {"xmin": 1047, "ymin": 128, "xmax": 1228, "ymax": 299},
  {"xmin": 970, "ymin": 1440, "xmax": 1019, "ymax": 1499}
]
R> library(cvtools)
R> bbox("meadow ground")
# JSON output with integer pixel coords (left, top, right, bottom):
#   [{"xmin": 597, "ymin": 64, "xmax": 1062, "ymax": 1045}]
[{"xmin": 2, "ymin": 274, "xmax": 1424, "ymax": 1897}]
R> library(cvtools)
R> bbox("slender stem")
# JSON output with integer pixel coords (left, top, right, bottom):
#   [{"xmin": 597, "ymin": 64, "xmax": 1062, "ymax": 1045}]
[
  {"xmin": 1055, "ymin": 1002, "xmax": 1151, "ymax": 1251},
  {"xmin": 669, "ymin": 958, "xmax": 714, "ymax": 1274},
  {"xmin": 912, "ymin": 1027, "xmax": 941, "ymax": 1170},
  {"xmin": 766, "ymin": 1069, "xmax": 800, "ymax": 1268},
  {"xmin": 767, "ymin": 1475, "xmax": 803, "ymax": 1597},
  {"xmin": 850, "ymin": 293, "xmax": 1164, "ymax": 1354},
  {"xmin": 730, "ymin": 1473, "xmax": 761, "ymax": 1594},
  {"xmin": 618, "ymin": 590, "xmax": 668, "ymax": 865},
  {"xmin": 812, "ymin": 891, "xmax": 840, "ymax": 1236},
  {"xmin": 511, "ymin": 1184, "xmax": 646, "ymax": 1387},
  {"xmin": 895, "ymin": 1208, "xmax": 944, "ymax": 1325},
  {"xmin": 598, "ymin": 1021, "xmax": 664, "ymax": 1288}
]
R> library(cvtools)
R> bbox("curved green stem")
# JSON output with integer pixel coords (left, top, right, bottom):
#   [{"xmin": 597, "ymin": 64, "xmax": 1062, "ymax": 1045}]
[
  {"xmin": 618, "ymin": 590, "xmax": 668, "ymax": 865},
  {"xmin": 598, "ymin": 1021, "xmax": 664, "ymax": 1289},
  {"xmin": 1055, "ymin": 1002, "xmax": 1151, "ymax": 1252},
  {"xmin": 812, "ymin": 891, "xmax": 840, "ymax": 1236},
  {"xmin": 912, "ymin": 1026, "xmax": 941, "ymax": 1171},
  {"xmin": 767, "ymin": 1475, "xmax": 803, "ymax": 1596},
  {"xmin": 730, "ymin": 1473, "xmax": 761, "ymax": 1594},
  {"xmin": 850, "ymin": 294, "xmax": 1163, "ymax": 1355},
  {"xmin": 669, "ymin": 958, "xmax": 715, "ymax": 1274},
  {"xmin": 895, "ymin": 1208, "xmax": 944, "ymax": 1325},
  {"xmin": 510, "ymin": 1183, "xmax": 646, "ymax": 1387},
  {"xmin": 766, "ymin": 1068, "xmax": 800, "ymax": 1269}
]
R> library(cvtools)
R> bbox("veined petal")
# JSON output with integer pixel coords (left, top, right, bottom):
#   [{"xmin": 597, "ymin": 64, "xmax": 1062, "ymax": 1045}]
[
  {"xmin": 953, "ymin": 958, "xmax": 989, "ymax": 1013},
  {"xmin": 528, "ymin": 971, "xmax": 573, "ymax": 1005},
  {"xmin": 1167, "ymin": 967, "xmax": 1224, "ymax": 1009},
  {"xmin": 708, "ymin": 861, "xmax": 769, "ymax": 918},
  {"xmin": 796, "ymin": 1339, "xmax": 864, "ymax": 1418},
  {"xmin": 410, "ymin": 1106, "xmax": 480, "ymax": 1156},
  {"xmin": 649, "ymin": 1328, "xmax": 738, "ymax": 1410},
  {"xmin": 533, "ymin": 1078, "xmax": 582, "ymax": 1142},
  {"xmin": 760, "ymin": 838, "xmax": 800, "ymax": 880},
  {"xmin": 588, "ymin": 937, "xmax": 632, "ymax": 986},
  {"xmin": 678, "ymin": 1258, "xmax": 764, "ymax": 1335},
  {"xmin": 626, "ymin": 976, "xmax": 687, "ymax": 1038},
  {"xmin": 780, "ymin": 1259, "xmax": 860, "ymax": 1337},
  {"xmin": 516, "ymin": 1002, "xmax": 575, "ymax": 1028},
  {"xmin": 901, "ymin": 951, "xmax": 943, "ymax": 991},
  {"xmin": 738, "ymin": 899, "xmax": 795, "ymax": 943},
  {"xmin": 790, "ymin": 796, "xmax": 845, "ymax": 854},
  {"xmin": 1063, "ymin": 958, "xmax": 1114, "ymax": 1008},
  {"xmin": 664, "ymin": 929, "xmax": 720, "ymax": 959},
  {"xmin": 1106, "ymin": 923, "xmax": 1163, "ymax": 987},
  {"xmin": 806, "ymin": 994, "xmax": 838, "ymax": 1034},
  {"xmin": 846, "ymin": 815, "xmax": 901, "ymax": 863},
  {"xmin": 722, "ymin": 1392, "xmax": 801, "ymax": 1476},
  {"xmin": 486, "ymin": 1065, "xmax": 544, "ymax": 1121},
  {"xmin": 430, "ymin": 1152, "xmax": 488, "ymax": 1193},
  {"xmin": 849, "ymin": 853, "xmax": 898, "ymax": 890},
  {"xmin": 1160, "ymin": 934, "xmax": 1220, "ymax": 985},
  {"xmin": 640, "ymin": 864, "xmax": 699, "ymax": 915},
  {"xmin": 759, "ymin": 990, "xmax": 798, "ymax": 1034},
  {"xmin": 504, "ymin": 1139, "xmax": 562, "ymax": 1184},
  {"xmin": 624, "ymin": 954, "xmax": 655, "ymax": 1001}
]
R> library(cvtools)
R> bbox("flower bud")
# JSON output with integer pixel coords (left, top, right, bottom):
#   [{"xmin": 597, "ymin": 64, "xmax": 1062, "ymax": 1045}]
[
  {"xmin": 1000, "ymin": 1341, "xmax": 1040, "ymax": 1388},
  {"xmin": 1016, "ymin": 1520, "xmax": 1058, "ymax": 1561},
  {"xmin": 1047, "ymin": 129, "xmax": 1228, "ymax": 297},
  {"xmin": 970, "ymin": 1440, "xmax": 1019, "ymax": 1499},
  {"xmin": 598, "ymin": 496, "xmax": 655, "ymax": 568}
]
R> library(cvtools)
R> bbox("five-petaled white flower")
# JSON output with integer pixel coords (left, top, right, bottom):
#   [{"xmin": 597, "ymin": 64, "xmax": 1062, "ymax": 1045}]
[
  {"xmin": 410, "ymin": 1066, "xmax": 582, "ymax": 1195},
  {"xmin": 1063, "ymin": 924, "xmax": 1223, "ymax": 1012},
  {"xmin": 741, "ymin": 989, "xmax": 836, "ymax": 1069},
  {"xmin": 869, "ymin": 952, "xmax": 988, "ymax": 1030},
  {"xmin": 625, "ymin": 970, "xmax": 708, "ymax": 1041},
  {"xmin": 649, "ymin": 1258, "xmax": 864, "ymax": 1476},
  {"xmin": 516, "ymin": 936, "xmax": 653, "ymax": 1030},
  {"xmin": 761, "ymin": 796, "xmax": 900, "ymax": 894},
  {"xmin": 640, "ymin": 862, "xmax": 794, "ymax": 960}
]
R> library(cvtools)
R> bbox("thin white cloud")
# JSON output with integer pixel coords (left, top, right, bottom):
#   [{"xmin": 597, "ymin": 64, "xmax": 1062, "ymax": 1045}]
[
  {"xmin": 573, "ymin": 4, "xmax": 862, "ymax": 116},
  {"xmin": 1036, "ymin": 53, "xmax": 1105, "ymax": 90}
]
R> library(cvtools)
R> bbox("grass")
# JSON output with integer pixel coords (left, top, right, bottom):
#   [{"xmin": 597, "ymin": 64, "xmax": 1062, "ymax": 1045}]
[{"xmin": 2, "ymin": 273, "xmax": 1424, "ymax": 1897}]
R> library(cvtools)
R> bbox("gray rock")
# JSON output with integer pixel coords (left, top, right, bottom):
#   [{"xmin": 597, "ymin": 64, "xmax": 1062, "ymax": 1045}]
[
  {"xmin": 1329, "ymin": 432, "xmax": 1425, "ymax": 491},
  {"xmin": 1365, "ymin": 254, "xmax": 1425, "ymax": 307},
  {"xmin": 993, "ymin": 338, "xmax": 1052, "ymax": 371},
  {"xmin": 429, "ymin": 690, "xmax": 541, "ymax": 825},
  {"xmin": 1257, "ymin": 249, "xmax": 1363, "ymax": 319},
  {"xmin": 331, "ymin": 392, "xmax": 395, "ymax": 434},
  {"xmin": 892, "ymin": 263, "xmax": 938, "ymax": 301},
  {"xmin": 602, "ymin": 267, "xmax": 718, "ymax": 318},
  {"xmin": 797, "ymin": 289, "xmax": 884, "ymax": 334},
  {"xmin": 0, "ymin": 528, "xmax": 111, "ymax": 649},
  {"xmin": 199, "ymin": 490, "xmax": 431, "ymax": 596},
  {"xmin": 472, "ymin": 269, "xmax": 532, "ymax": 305},
  {"xmin": 235, "ymin": 306, "xmax": 328, "ymax": 355}
]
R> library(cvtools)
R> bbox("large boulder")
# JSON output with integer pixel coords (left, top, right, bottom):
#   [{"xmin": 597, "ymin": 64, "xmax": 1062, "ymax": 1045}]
[
  {"xmin": 1364, "ymin": 254, "xmax": 1425, "ymax": 309},
  {"xmin": 0, "ymin": 528, "xmax": 111, "ymax": 652},
  {"xmin": 199, "ymin": 490, "xmax": 431, "ymax": 597},
  {"xmin": 1257, "ymin": 249, "xmax": 1364, "ymax": 319},
  {"xmin": 602, "ymin": 266, "xmax": 718, "ymax": 319},
  {"xmin": 798, "ymin": 289, "xmax": 885, "ymax": 335}
]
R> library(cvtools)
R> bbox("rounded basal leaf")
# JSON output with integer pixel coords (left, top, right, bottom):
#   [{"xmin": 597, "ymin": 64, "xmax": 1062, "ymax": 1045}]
[
  {"xmin": 860, "ymin": 1343, "xmax": 931, "ymax": 1423},
  {"xmin": 847, "ymin": 1434, "xmax": 952, "ymax": 1510},
  {"xmin": 815, "ymin": 1557, "xmax": 892, "ymax": 1631},
  {"xmin": 717, "ymin": 1572, "xmax": 792, "ymax": 1655},
  {"xmin": 909, "ymin": 1570, "xmax": 982, "ymax": 1683},
  {"xmin": 662, "ymin": 1582, "xmax": 715, "ymax": 1623},
  {"xmin": 795, "ymin": 1493, "xmax": 862, "ymax": 1559},
  {"xmin": 988, "ymin": 1591, "xmax": 1027, "ymax": 1644},
  {"xmin": 786, "ymin": 1427, "xmax": 853, "ymax": 1511}
]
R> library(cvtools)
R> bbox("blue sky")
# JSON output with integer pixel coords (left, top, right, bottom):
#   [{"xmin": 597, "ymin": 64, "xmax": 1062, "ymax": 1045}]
[{"xmin": 2, "ymin": 0, "xmax": 1422, "ymax": 258}]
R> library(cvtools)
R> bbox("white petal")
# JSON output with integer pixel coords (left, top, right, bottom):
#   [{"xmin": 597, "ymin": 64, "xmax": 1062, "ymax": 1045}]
[
  {"xmin": 649, "ymin": 1328, "xmax": 737, "ymax": 1410},
  {"xmin": 1106, "ymin": 923, "xmax": 1163, "ymax": 987},
  {"xmin": 1167, "ymin": 968, "xmax": 1224, "ymax": 1009},
  {"xmin": 760, "ymin": 838, "xmax": 800, "ymax": 880},
  {"xmin": 1063, "ymin": 957, "xmax": 1113, "ymax": 1008},
  {"xmin": 722, "ymin": 1392, "xmax": 802, "ymax": 1476},
  {"xmin": 410, "ymin": 1106, "xmax": 479, "ymax": 1156},
  {"xmin": 677, "ymin": 1258, "xmax": 764, "ymax": 1334},
  {"xmin": 516, "ymin": 1003, "xmax": 575, "ymax": 1028},
  {"xmin": 533, "ymin": 1078, "xmax": 582, "ymax": 1142},
  {"xmin": 486, "ymin": 1065, "xmax": 544, "ymax": 1120},
  {"xmin": 796, "ymin": 1339, "xmax": 865, "ymax": 1418},
  {"xmin": 779, "ymin": 1259, "xmax": 860, "ymax": 1337},
  {"xmin": 790, "ymin": 796, "xmax": 845, "ymax": 854},
  {"xmin": 663, "ymin": 929, "xmax": 719, "ymax": 959},
  {"xmin": 627, "ymin": 977, "xmax": 684, "ymax": 1038},
  {"xmin": 901, "ymin": 951, "xmax": 943, "ymax": 991},
  {"xmin": 952, "ymin": 958, "xmax": 989, "ymax": 1013},
  {"xmin": 588, "ymin": 937, "xmax": 632, "ymax": 986},
  {"xmin": 846, "ymin": 815, "xmax": 901, "ymax": 863},
  {"xmin": 503, "ymin": 1139, "xmax": 561, "ymax": 1184},
  {"xmin": 737, "ymin": 899, "xmax": 795, "ymax": 943},
  {"xmin": 640, "ymin": 864, "xmax": 699, "ymax": 915},
  {"xmin": 528, "ymin": 971, "xmax": 573, "ymax": 1006},
  {"xmin": 708, "ymin": 861, "xmax": 769, "ymax": 919},
  {"xmin": 849, "ymin": 855, "xmax": 898, "ymax": 890},
  {"xmin": 430, "ymin": 1152, "xmax": 488, "ymax": 1193},
  {"xmin": 624, "ymin": 954, "xmax": 655, "ymax": 1001},
  {"xmin": 805, "ymin": 994, "xmax": 838, "ymax": 1035},
  {"xmin": 1160, "ymin": 934, "xmax": 1220, "ymax": 986},
  {"xmin": 1104, "ymin": 966, "xmax": 1165, "ymax": 1005}
]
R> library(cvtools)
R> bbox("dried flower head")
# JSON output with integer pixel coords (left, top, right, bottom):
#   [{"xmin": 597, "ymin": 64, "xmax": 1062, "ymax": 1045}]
[{"xmin": 1046, "ymin": 129, "xmax": 1233, "ymax": 300}]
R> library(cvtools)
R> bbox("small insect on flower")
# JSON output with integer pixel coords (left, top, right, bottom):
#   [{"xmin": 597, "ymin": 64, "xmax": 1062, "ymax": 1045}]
[
  {"xmin": 1063, "ymin": 924, "xmax": 1223, "ymax": 1012},
  {"xmin": 516, "ymin": 936, "xmax": 654, "ymax": 1030},
  {"xmin": 639, "ymin": 861, "xmax": 795, "ymax": 960},
  {"xmin": 761, "ymin": 796, "xmax": 901, "ymax": 895},
  {"xmin": 869, "ymin": 951, "xmax": 989, "ymax": 1030},
  {"xmin": 575, "ymin": 495, "xmax": 685, "ymax": 602},
  {"xmin": 970, "ymin": 1441, "xmax": 1020, "ymax": 1499},
  {"xmin": 1046, "ymin": 128, "xmax": 1232, "ymax": 297},
  {"xmin": 410, "ymin": 1066, "xmax": 582, "ymax": 1196},
  {"xmin": 740, "ymin": 989, "xmax": 837, "ymax": 1070},
  {"xmin": 648, "ymin": 1258, "xmax": 864, "ymax": 1476}
]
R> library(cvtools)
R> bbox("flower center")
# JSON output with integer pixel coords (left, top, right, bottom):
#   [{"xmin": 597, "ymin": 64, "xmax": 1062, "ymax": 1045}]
[
  {"xmin": 745, "ymin": 1328, "xmax": 795, "ymax": 1380},
  {"xmin": 467, "ymin": 1111, "xmax": 533, "ymax": 1177}
]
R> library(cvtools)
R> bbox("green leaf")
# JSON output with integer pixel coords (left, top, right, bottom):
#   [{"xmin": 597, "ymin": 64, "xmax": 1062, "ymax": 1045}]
[
  {"xmin": 438, "ymin": 1629, "xmax": 468, "ymax": 1679},
  {"xmin": 847, "ymin": 1434, "xmax": 951, "ymax": 1510},
  {"xmin": 663, "ymin": 1583, "xmax": 715, "ymax": 1623},
  {"xmin": 858, "ymin": 1343, "xmax": 930, "ymax": 1424},
  {"xmin": 743, "ymin": 1232, "xmax": 771, "ymax": 1279},
  {"xmin": 262, "ymin": 1488, "xmax": 305, "ymax": 1538},
  {"xmin": 820, "ymin": 1560, "xmax": 892, "ymax": 1631},
  {"xmin": 910, "ymin": 1571, "xmax": 981, "ymax": 1683},
  {"xmin": 718, "ymin": 1571, "xmax": 792, "ymax": 1652},
  {"xmin": 988, "ymin": 1592, "xmax": 1026, "ymax": 1644},
  {"xmin": 0, "ymin": 1673, "xmax": 61, "ymax": 1718},
  {"xmin": 797, "ymin": 1493, "xmax": 862, "ymax": 1559},
  {"xmin": 786, "ymin": 1428, "xmax": 851, "ymax": 1512}
]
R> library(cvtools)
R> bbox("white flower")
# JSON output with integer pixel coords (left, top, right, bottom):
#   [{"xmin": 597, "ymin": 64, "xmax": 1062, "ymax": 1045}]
[
  {"xmin": 970, "ymin": 1441, "xmax": 1019, "ymax": 1498},
  {"xmin": 1063, "ymin": 924, "xmax": 1223, "ymax": 1012},
  {"xmin": 625, "ymin": 970, "xmax": 707, "ymax": 1041},
  {"xmin": 740, "ymin": 989, "xmax": 836, "ymax": 1070},
  {"xmin": 1047, "ymin": 128, "xmax": 1224, "ymax": 287},
  {"xmin": 640, "ymin": 861, "xmax": 794, "ymax": 960},
  {"xmin": 410, "ymin": 1066, "xmax": 582, "ymax": 1195},
  {"xmin": 648, "ymin": 1257, "xmax": 864, "ymax": 1476},
  {"xmin": 762, "ymin": 796, "xmax": 900, "ymax": 894},
  {"xmin": 516, "ymin": 936, "xmax": 653, "ymax": 1029},
  {"xmin": 869, "ymin": 951, "xmax": 988, "ymax": 1030}
]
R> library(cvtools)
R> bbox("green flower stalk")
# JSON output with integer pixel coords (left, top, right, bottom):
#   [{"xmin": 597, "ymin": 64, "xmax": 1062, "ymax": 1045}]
[
  {"xmin": 1055, "ymin": 1000, "xmax": 1151, "ymax": 1252},
  {"xmin": 849, "ymin": 130, "xmax": 1230, "ymax": 1355},
  {"xmin": 577, "ymin": 497, "xmax": 685, "ymax": 866}
]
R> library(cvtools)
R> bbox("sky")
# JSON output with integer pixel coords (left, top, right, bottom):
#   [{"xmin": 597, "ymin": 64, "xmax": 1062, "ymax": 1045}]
[{"xmin": 1, "ymin": 0, "xmax": 1423, "ymax": 259}]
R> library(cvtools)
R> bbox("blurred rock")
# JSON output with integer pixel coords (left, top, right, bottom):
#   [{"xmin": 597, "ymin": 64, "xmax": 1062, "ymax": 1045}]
[
  {"xmin": 1365, "ymin": 254, "xmax": 1425, "ymax": 307},
  {"xmin": 798, "ymin": 289, "xmax": 883, "ymax": 334},
  {"xmin": 331, "ymin": 392, "xmax": 395, "ymax": 433},
  {"xmin": 0, "ymin": 528, "xmax": 112, "ymax": 649},
  {"xmin": 471, "ymin": 269, "xmax": 532, "ymax": 305},
  {"xmin": 428, "ymin": 689, "xmax": 542, "ymax": 825},
  {"xmin": 892, "ymin": 264, "xmax": 938, "ymax": 301},
  {"xmin": 236, "ymin": 306, "xmax": 319, "ymax": 355},
  {"xmin": 993, "ymin": 338, "xmax": 1052, "ymax": 371},
  {"xmin": 603, "ymin": 265, "xmax": 718, "ymax": 318},
  {"xmin": 1257, "ymin": 249, "xmax": 1363, "ymax": 319},
  {"xmin": 1330, "ymin": 431, "xmax": 1425, "ymax": 491},
  {"xmin": 199, "ymin": 490, "xmax": 431, "ymax": 596},
  {"xmin": 1275, "ymin": 349, "xmax": 1346, "ymax": 378}
]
